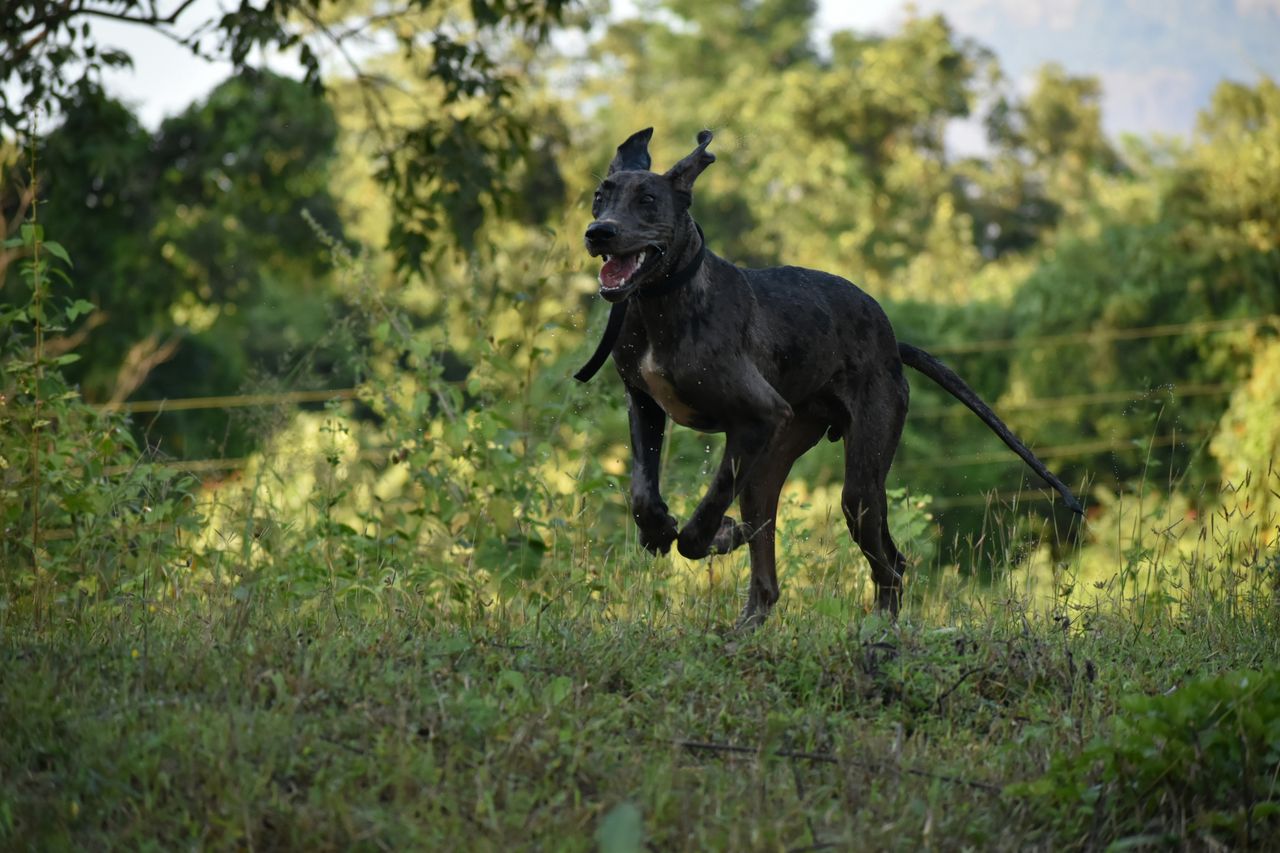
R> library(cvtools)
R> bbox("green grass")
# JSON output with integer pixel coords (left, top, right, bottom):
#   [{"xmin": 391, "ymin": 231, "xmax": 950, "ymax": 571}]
[{"xmin": 5, "ymin": 562, "xmax": 1280, "ymax": 851}]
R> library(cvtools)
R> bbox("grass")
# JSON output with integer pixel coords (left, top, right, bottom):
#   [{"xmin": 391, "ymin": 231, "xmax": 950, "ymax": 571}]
[{"xmin": 5, "ymin": 545, "xmax": 1280, "ymax": 851}]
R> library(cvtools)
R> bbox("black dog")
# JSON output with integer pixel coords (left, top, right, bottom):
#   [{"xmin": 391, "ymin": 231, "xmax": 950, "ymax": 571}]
[{"xmin": 577, "ymin": 128, "xmax": 1082, "ymax": 626}]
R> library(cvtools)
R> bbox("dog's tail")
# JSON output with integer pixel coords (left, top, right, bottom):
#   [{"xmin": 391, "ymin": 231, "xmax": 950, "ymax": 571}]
[{"xmin": 899, "ymin": 342, "xmax": 1084, "ymax": 515}]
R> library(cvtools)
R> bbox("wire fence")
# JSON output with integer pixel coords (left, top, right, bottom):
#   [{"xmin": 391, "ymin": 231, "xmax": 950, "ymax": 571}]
[
  {"xmin": 924, "ymin": 314, "xmax": 1274, "ymax": 356},
  {"xmin": 84, "ymin": 313, "xmax": 1273, "ymax": 510}
]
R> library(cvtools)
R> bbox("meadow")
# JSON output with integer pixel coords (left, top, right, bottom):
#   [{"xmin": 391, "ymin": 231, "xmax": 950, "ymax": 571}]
[
  {"xmin": 4, "ymin": 393, "xmax": 1279, "ymax": 849},
  {"xmin": 5, "ymin": 1, "xmax": 1280, "ymax": 848}
]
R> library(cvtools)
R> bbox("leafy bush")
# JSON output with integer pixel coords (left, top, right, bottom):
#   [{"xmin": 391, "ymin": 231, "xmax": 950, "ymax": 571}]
[
  {"xmin": 1, "ymin": 220, "xmax": 198, "ymax": 617},
  {"xmin": 1019, "ymin": 667, "xmax": 1280, "ymax": 847},
  {"xmin": 1212, "ymin": 338, "xmax": 1280, "ymax": 526}
]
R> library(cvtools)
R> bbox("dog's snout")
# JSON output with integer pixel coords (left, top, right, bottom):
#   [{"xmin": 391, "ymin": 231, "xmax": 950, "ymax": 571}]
[{"xmin": 585, "ymin": 221, "xmax": 618, "ymax": 243}]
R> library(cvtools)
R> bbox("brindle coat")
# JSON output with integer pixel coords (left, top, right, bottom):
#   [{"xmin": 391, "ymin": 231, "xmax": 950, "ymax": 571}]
[{"xmin": 581, "ymin": 128, "xmax": 1082, "ymax": 626}]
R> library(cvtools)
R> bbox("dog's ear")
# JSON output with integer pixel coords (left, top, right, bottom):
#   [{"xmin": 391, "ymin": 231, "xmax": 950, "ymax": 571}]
[
  {"xmin": 665, "ymin": 129, "xmax": 715, "ymax": 197},
  {"xmin": 608, "ymin": 127, "xmax": 654, "ymax": 174}
]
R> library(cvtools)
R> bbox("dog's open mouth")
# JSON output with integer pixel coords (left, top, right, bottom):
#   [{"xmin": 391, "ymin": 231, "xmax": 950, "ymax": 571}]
[{"xmin": 598, "ymin": 248, "xmax": 659, "ymax": 298}]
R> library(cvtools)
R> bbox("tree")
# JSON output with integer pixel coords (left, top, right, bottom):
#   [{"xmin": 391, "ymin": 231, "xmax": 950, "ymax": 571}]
[
  {"xmin": 11, "ymin": 74, "xmax": 351, "ymax": 458},
  {"xmin": 1003, "ymin": 76, "xmax": 1280, "ymax": 496},
  {"xmin": 575, "ymin": 5, "xmax": 991, "ymax": 298},
  {"xmin": 2, "ymin": 0, "xmax": 574, "ymax": 267}
]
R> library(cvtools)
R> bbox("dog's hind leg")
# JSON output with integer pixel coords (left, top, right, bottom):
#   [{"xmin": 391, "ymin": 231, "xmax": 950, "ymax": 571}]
[
  {"xmin": 736, "ymin": 417, "xmax": 828, "ymax": 628},
  {"xmin": 841, "ymin": 378, "xmax": 910, "ymax": 614}
]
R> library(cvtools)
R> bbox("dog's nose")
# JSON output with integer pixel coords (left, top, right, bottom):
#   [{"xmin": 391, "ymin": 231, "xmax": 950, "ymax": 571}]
[{"xmin": 585, "ymin": 221, "xmax": 617, "ymax": 243}]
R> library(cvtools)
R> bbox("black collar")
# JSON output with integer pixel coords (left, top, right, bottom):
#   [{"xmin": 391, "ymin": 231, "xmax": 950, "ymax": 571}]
[
  {"xmin": 573, "ymin": 224, "xmax": 706, "ymax": 383},
  {"xmin": 635, "ymin": 223, "xmax": 706, "ymax": 299}
]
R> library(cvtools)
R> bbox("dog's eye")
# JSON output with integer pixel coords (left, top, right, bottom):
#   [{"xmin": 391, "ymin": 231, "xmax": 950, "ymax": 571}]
[{"xmin": 638, "ymin": 193, "xmax": 656, "ymax": 205}]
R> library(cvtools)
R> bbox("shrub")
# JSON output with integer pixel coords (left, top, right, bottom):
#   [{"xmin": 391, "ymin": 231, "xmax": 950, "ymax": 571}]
[
  {"xmin": 1, "ymin": 218, "xmax": 198, "ymax": 618},
  {"xmin": 1019, "ymin": 667, "xmax": 1280, "ymax": 847}
]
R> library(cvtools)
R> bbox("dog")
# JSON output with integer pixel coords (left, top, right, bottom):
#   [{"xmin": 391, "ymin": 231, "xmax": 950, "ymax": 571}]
[{"xmin": 576, "ymin": 128, "xmax": 1082, "ymax": 626}]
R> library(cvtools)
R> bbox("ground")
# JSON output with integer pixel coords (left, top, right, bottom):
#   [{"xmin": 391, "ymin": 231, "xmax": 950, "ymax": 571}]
[{"xmin": 4, "ymin": 563, "xmax": 1279, "ymax": 850}]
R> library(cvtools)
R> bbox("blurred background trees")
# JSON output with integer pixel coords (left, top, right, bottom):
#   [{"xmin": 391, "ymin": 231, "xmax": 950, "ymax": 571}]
[{"xmin": 3, "ymin": 0, "xmax": 1278, "ymax": 582}]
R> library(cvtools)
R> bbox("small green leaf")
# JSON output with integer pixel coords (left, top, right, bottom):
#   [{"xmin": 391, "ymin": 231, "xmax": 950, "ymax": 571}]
[
  {"xmin": 53, "ymin": 353, "xmax": 81, "ymax": 366},
  {"xmin": 544, "ymin": 675, "xmax": 573, "ymax": 707},
  {"xmin": 596, "ymin": 802, "xmax": 645, "ymax": 853},
  {"xmin": 497, "ymin": 669, "xmax": 528, "ymax": 698},
  {"xmin": 42, "ymin": 241, "xmax": 72, "ymax": 266},
  {"xmin": 66, "ymin": 299, "xmax": 96, "ymax": 321}
]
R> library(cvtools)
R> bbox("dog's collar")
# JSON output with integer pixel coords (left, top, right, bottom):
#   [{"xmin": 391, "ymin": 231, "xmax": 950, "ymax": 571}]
[
  {"xmin": 573, "ymin": 224, "xmax": 706, "ymax": 384},
  {"xmin": 635, "ymin": 223, "xmax": 706, "ymax": 300}
]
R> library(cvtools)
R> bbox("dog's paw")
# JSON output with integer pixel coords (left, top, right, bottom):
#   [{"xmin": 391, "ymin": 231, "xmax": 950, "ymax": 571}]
[
  {"xmin": 676, "ymin": 519, "xmax": 719, "ymax": 560},
  {"xmin": 734, "ymin": 603, "xmax": 772, "ymax": 632},
  {"xmin": 637, "ymin": 516, "xmax": 678, "ymax": 554},
  {"xmin": 679, "ymin": 515, "xmax": 749, "ymax": 559},
  {"xmin": 709, "ymin": 516, "xmax": 752, "ymax": 554},
  {"xmin": 676, "ymin": 528, "xmax": 709, "ymax": 560}
]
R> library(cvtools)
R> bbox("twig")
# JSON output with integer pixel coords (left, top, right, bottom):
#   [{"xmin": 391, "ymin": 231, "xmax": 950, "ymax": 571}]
[
  {"xmin": 934, "ymin": 666, "xmax": 987, "ymax": 712},
  {"xmin": 675, "ymin": 739, "xmax": 1002, "ymax": 793},
  {"xmin": 786, "ymin": 744, "xmax": 823, "ymax": 850},
  {"xmin": 65, "ymin": 0, "xmax": 202, "ymax": 28}
]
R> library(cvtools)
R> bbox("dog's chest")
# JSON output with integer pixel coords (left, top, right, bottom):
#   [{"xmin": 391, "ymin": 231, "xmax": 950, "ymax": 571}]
[{"xmin": 639, "ymin": 349, "xmax": 704, "ymax": 428}]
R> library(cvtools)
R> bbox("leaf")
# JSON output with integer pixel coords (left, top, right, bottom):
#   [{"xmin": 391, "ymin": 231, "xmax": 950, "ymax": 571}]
[
  {"xmin": 543, "ymin": 675, "xmax": 573, "ymax": 707},
  {"xmin": 595, "ymin": 802, "xmax": 645, "ymax": 853},
  {"xmin": 496, "ymin": 669, "xmax": 528, "ymax": 698},
  {"xmin": 42, "ymin": 241, "xmax": 72, "ymax": 266},
  {"xmin": 66, "ymin": 299, "xmax": 95, "ymax": 321}
]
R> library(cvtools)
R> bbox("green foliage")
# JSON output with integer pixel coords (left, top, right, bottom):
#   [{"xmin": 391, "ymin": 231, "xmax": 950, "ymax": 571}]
[
  {"xmin": 596, "ymin": 802, "xmax": 646, "ymax": 853},
  {"xmin": 6, "ymin": 6, "xmax": 1280, "ymax": 848},
  {"xmin": 12, "ymin": 74, "xmax": 351, "ymax": 458},
  {"xmin": 1005, "ymin": 76, "xmax": 1280, "ymax": 495},
  {"xmin": 3, "ymin": 564, "xmax": 1279, "ymax": 848},
  {"xmin": 577, "ymin": 6, "xmax": 990, "ymax": 296},
  {"xmin": 3, "ymin": 0, "xmax": 572, "ymax": 271},
  {"xmin": 0, "ymin": 216, "xmax": 198, "ymax": 617},
  {"xmin": 1019, "ymin": 668, "xmax": 1280, "ymax": 846},
  {"xmin": 1212, "ymin": 339, "xmax": 1280, "ymax": 524}
]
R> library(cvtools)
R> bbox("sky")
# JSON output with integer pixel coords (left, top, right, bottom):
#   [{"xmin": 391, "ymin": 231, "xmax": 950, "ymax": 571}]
[
  {"xmin": 64, "ymin": 0, "xmax": 1280, "ymax": 142},
  {"xmin": 85, "ymin": 0, "xmax": 900, "ymax": 127}
]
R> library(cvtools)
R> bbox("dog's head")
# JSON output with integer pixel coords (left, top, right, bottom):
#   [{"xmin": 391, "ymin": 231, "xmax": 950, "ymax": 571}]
[{"xmin": 584, "ymin": 128, "xmax": 715, "ymax": 302}]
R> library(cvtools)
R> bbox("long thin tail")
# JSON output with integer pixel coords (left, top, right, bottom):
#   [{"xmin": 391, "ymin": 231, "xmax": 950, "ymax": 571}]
[{"xmin": 899, "ymin": 342, "xmax": 1084, "ymax": 515}]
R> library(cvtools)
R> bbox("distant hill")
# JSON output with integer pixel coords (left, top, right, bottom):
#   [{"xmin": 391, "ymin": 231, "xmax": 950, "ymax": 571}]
[{"xmin": 826, "ymin": 0, "xmax": 1280, "ymax": 140}]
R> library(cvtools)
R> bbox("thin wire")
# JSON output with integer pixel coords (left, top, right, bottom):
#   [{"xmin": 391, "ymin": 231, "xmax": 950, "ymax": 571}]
[
  {"xmin": 895, "ymin": 431, "xmax": 1205, "ymax": 471},
  {"xmin": 926, "ymin": 314, "xmax": 1274, "ymax": 356},
  {"xmin": 86, "ymin": 315, "xmax": 1274, "ymax": 415},
  {"xmin": 100, "ymin": 387, "xmax": 361, "ymax": 414},
  {"xmin": 911, "ymin": 382, "xmax": 1232, "ymax": 419}
]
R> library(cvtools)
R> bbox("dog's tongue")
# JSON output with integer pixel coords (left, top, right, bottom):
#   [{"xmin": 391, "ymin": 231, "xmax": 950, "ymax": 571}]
[{"xmin": 600, "ymin": 252, "xmax": 643, "ymax": 290}]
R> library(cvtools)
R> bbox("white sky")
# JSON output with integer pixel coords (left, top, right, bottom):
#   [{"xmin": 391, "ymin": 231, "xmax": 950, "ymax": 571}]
[
  {"xmin": 87, "ymin": 0, "xmax": 282, "ymax": 128},
  {"xmin": 82, "ymin": 0, "xmax": 904, "ymax": 128}
]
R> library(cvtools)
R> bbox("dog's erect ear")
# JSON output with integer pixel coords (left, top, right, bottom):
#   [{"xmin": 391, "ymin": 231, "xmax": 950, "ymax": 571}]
[
  {"xmin": 665, "ymin": 129, "xmax": 715, "ymax": 195},
  {"xmin": 608, "ymin": 127, "xmax": 654, "ymax": 174}
]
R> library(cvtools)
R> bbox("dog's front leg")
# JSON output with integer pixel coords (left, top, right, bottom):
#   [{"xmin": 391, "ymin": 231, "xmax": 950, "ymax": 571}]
[
  {"xmin": 626, "ymin": 385, "xmax": 678, "ymax": 554},
  {"xmin": 677, "ymin": 398, "xmax": 791, "ymax": 560}
]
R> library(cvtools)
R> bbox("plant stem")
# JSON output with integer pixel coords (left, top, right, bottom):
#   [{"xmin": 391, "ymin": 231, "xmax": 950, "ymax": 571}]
[{"xmin": 28, "ymin": 120, "xmax": 43, "ymax": 619}]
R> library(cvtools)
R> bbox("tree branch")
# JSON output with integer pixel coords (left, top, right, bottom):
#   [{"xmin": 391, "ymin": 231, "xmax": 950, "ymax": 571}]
[
  {"xmin": 71, "ymin": 0, "xmax": 202, "ymax": 28},
  {"xmin": 44, "ymin": 311, "xmax": 108, "ymax": 358},
  {"xmin": 105, "ymin": 331, "xmax": 184, "ymax": 409},
  {"xmin": 11, "ymin": 0, "xmax": 203, "ymax": 67}
]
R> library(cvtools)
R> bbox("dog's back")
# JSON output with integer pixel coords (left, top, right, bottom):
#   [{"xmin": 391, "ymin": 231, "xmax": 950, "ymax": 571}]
[{"xmin": 739, "ymin": 264, "xmax": 907, "ymax": 435}]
